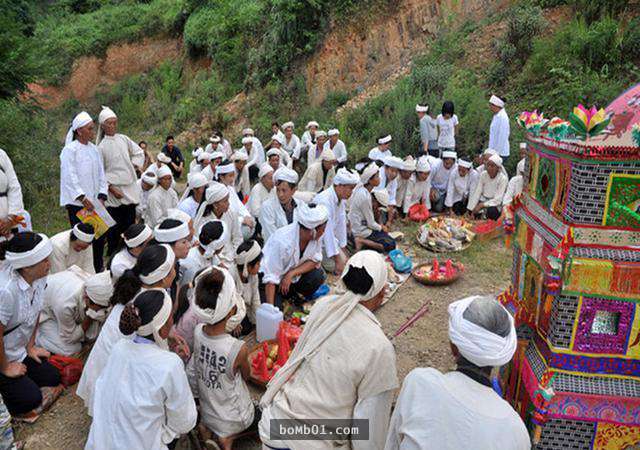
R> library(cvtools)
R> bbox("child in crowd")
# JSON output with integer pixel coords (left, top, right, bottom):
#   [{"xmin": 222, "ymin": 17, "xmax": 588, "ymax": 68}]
[{"xmin": 436, "ymin": 101, "xmax": 459, "ymax": 154}]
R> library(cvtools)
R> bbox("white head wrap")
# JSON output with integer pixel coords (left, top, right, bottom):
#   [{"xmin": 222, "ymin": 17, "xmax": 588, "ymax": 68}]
[
  {"xmin": 306, "ymin": 121, "xmax": 319, "ymax": 129},
  {"xmin": 271, "ymin": 134, "xmax": 284, "ymax": 146},
  {"xmin": 320, "ymin": 148, "xmax": 336, "ymax": 161},
  {"xmin": 153, "ymin": 220, "xmax": 190, "ymax": 243},
  {"xmin": 135, "ymin": 288, "xmax": 173, "ymax": 350},
  {"xmin": 216, "ymin": 163, "xmax": 235, "ymax": 176},
  {"xmin": 65, "ymin": 111, "xmax": 93, "ymax": 145},
  {"xmin": 197, "ymin": 151, "xmax": 211, "ymax": 162},
  {"xmin": 488, "ymin": 154, "xmax": 504, "ymax": 167},
  {"xmin": 384, "ymin": 156, "xmax": 404, "ymax": 170},
  {"xmin": 489, "ymin": 95, "xmax": 505, "ymax": 108},
  {"xmin": 360, "ymin": 163, "xmax": 379, "ymax": 184},
  {"xmin": 333, "ymin": 168, "xmax": 359, "ymax": 185},
  {"xmin": 5, "ymin": 234, "xmax": 53, "ymax": 269},
  {"xmin": 519, "ymin": 142, "xmax": 527, "ymax": 150},
  {"xmin": 458, "ymin": 159, "xmax": 472, "ymax": 169},
  {"xmin": 72, "ymin": 224, "xmax": 95, "ymax": 243},
  {"xmin": 274, "ymin": 167, "xmax": 299, "ymax": 184},
  {"xmin": 372, "ymin": 189, "xmax": 390, "ymax": 207},
  {"xmin": 191, "ymin": 267, "xmax": 237, "ymax": 325},
  {"xmin": 198, "ymin": 220, "xmax": 227, "ymax": 259},
  {"xmin": 415, "ymin": 104, "xmax": 429, "ymax": 113},
  {"xmin": 85, "ymin": 271, "xmax": 114, "ymax": 307},
  {"xmin": 402, "ymin": 157, "xmax": 416, "ymax": 171},
  {"xmin": 141, "ymin": 172, "xmax": 157, "ymax": 187},
  {"xmin": 266, "ymin": 148, "xmax": 281, "ymax": 158},
  {"xmin": 98, "ymin": 106, "xmax": 117, "ymax": 124},
  {"xmin": 517, "ymin": 158, "xmax": 526, "ymax": 176},
  {"xmin": 235, "ymin": 240, "xmax": 262, "ymax": 278},
  {"xmin": 282, "ymin": 121, "xmax": 294, "ymax": 130},
  {"xmin": 258, "ymin": 163, "xmax": 274, "ymax": 179},
  {"xmin": 242, "ymin": 128, "xmax": 254, "ymax": 136},
  {"xmin": 378, "ymin": 135, "xmax": 392, "ymax": 145},
  {"xmin": 442, "ymin": 151, "xmax": 457, "ymax": 160},
  {"xmin": 316, "ymin": 130, "xmax": 327, "ymax": 138},
  {"xmin": 483, "ymin": 148, "xmax": 498, "ymax": 157},
  {"xmin": 262, "ymin": 250, "xmax": 388, "ymax": 407},
  {"xmin": 448, "ymin": 295, "xmax": 517, "ymax": 367},
  {"xmin": 416, "ymin": 157, "xmax": 431, "ymax": 173},
  {"xmin": 156, "ymin": 153, "xmax": 172, "ymax": 164},
  {"xmin": 205, "ymin": 182, "xmax": 229, "ymax": 204},
  {"xmin": 187, "ymin": 172, "xmax": 208, "ymax": 190},
  {"xmin": 297, "ymin": 203, "xmax": 329, "ymax": 229},
  {"xmin": 157, "ymin": 165, "xmax": 172, "ymax": 179},
  {"xmin": 192, "ymin": 147, "xmax": 203, "ymax": 159},
  {"xmin": 232, "ymin": 149, "xmax": 249, "ymax": 161},
  {"xmin": 210, "ymin": 151, "xmax": 224, "ymax": 160},
  {"xmin": 124, "ymin": 225, "xmax": 152, "ymax": 248},
  {"xmin": 327, "ymin": 128, "xmax": 340, "ymax": 137},
  {"xmin": 209, "ymin": 136, "xmax": 221, "ymax": 144},
  {"xmin": 166, "ymin": 208, "xmax": 192, "ymax": 224},
  {"xmin": 139, "ymin": 245, "xmax": 175, "ymax": 285},
  {"xmin": 241, "ymin": 137, "xmax": 253, "ymax": 145}
]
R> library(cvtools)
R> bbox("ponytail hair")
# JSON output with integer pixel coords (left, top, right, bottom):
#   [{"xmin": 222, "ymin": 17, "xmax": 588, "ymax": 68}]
[
  {"xmin": 119, "ymin": 289, "xmax": 164, "ymax": 335},
  {"xmin": 111, "ymin": 244, "xmax": 170, "ymax": 305}
]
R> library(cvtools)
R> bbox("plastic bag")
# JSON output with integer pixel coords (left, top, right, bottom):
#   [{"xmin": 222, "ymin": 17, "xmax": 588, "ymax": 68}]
[
  {"xmin": 49, "ymin": 355, "xmax": 84, "ymax": 387},
  {"xmin": 389, "ymin": 249, "xmax": 413, "ymax": 273},
  {"xmin": 408, "ymin": 203, "xmax": 430, "ymax": 222}
]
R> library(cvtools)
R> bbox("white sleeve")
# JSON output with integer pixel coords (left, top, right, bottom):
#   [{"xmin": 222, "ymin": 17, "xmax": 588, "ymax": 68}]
[
  {"xmin": 48, "ymin": 245, "xmax": 67, "ymax": 275},
  {"xmin": 0, "ymin": 152, "xmax": 24, "ymax": 215},
  {"xmin": 60, "ymin": 147, "xmax": 85, "ymax": 201},
  {"xmin": 145, "ymin": 192, "xmax": 162, "ymax": 228},
  {"xmin": 484, "ymin": 174, "xmax": 508, "ymax": 207},
  {"xmin": 52, "ymin": 297, "xmax": 84, "ymax": 345},
  {"xmin": 336, "ymin": 205, "xmax": 347, "ymax": 249},
  {"xmin": 444, "ymin": 173, "xmax": 456, "ymax": 208},
  {"xmin": 388, "ymin": 180, "xmax": 398, "ymax": 206},
  {"xmin": 353, "ymin": 390, "xmax": 394, "ymax": 450},
  {"xmin": 322, "ymin": 216, "xmax": 339, "ymax": 258},
  {"xmin": 259, "ymin": 201, "xmax": 278, "ymax": 241},
  {"xmin": 358, "ymin": 191, "xmax": 382, "ymax": 232},
  {"xmin": 261, "ymin": 240, "xmax": 285, "ymax": 285},
  {"xmin": 185, "ymin": 354, "xmax": 199, "ymax": 398},
  {"xmin": 503, "ymin": 177, "xmax": 517, "ymax": 206},
  {"xmin": 126, "ymin": 136, "xmax": 145, "ymax": 169},
  {"xmin": 96, "ymin": 150, "xmax": 108, "ymax": 197},
  {"xmin": 467, "ymin": 175, "xmax": 484, "ymax": 211},
  {"xmin": 162, "ymin": 361, "xmax": 198, "ymax": 442}
]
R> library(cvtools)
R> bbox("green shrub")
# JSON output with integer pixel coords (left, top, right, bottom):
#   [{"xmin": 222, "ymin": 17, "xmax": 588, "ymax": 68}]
[
  {"xmin": 505, "ymin": 4, "xmax": 546, "ymax": 59},
  {"xmin": 621, "ymin": 17, "xmax": 640, "ymax": 63}
]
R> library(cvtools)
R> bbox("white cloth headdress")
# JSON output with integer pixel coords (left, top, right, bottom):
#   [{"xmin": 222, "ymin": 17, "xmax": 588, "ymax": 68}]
[
  {"xmin": 415, "ymin": 104, "xmax": 429, "ymax": 113},
  {"xmin": 416, "ymin": 156, "xmax": 431, "ymax": 173},
  {"xmin": 372, "ymin": 189, "xmax": 389, "ymax": 207},
  {"xmin": 5, "ymin": 234, "xmax": 53, "ymax": 269},
  {"xmin": 483, "ymin": 148, "xmax": 498, "ymax": 156},
  {"xmin": 297, "ymin": 203, "xmax": 329, "ymax": 229},
  {"xmin": 135, "ymin": 288, "xmax": 173, "ymax": 350},
  {"xmin": 72, "ymin": 224, "xmax": 95, "ymax": 243},
  {"xmin": 141, "ymin": 172, "xmax": 157, "ymax": 186},
  {"xmin": 139, "ymin": 245, "xmax": 175, "ymax": 285},
  {"xmin": 320, "ymin": 148, "xmax": 336, "ymax": 161},
  {"xmin": 166, "ymin": 208, "xmax": 191, "ymax": 224},
  {"xmin": 209, "ymin": 151, "xmax": 224, "ymax": 160},
  {"xmin": 360, "ymin": 163, "xmax": 379, "ymax": 184},
  {"xmin": 85, "ymin": 271, "xmax": 114, "ymax": 307},
  {"xmin": 306, "ymin": 121, "xmax": 319, "ymax": 129},
  {"xmin": 157, "ymin": 165, "xmax": 172, "ymax": 179},
  {"xmin": 273, "ymin": 167, "xmax": 299, "ymax": 184},
  {"xmin": 153, "ymin": 220, "xmax": 190, "ymax": 243},
  {"xmin": 216, "ymin": 163, "xmax": 235, "ymax": 176},
  {"xmin": 235, "ymin": 240, "xmax": 261, "ymax": 278},
  {"xmin": 197, "ymin": 151, "xmax": 212, "ymax": 162},
  {"xmin": 205, "ymin": 182, "xmax": 229, "ymax": 204},
  {"xmin": 191, "ymin": 267, "xmax": 237, "ymax": 325},
  {"xmin": 266, "ymin": 148, "xmax": 281, "ymax": 158},
  {"xmin": 242, "ymin": 128, "xmax": 254, "ymax": 136},
  {"xmin": 209, "ymin": 136, "xmax": 221, "ymax": 143},
  {"xmin": 98, "ymin": 106, "xmax": 116, "ymax": 124},
  {"xmin": 458, "ymin": 159, "xmax": 472, "ymax": 169},
  {"xmin": 489, "ymin": 95, "xmax": 505, "ymax": 108},
  {"xmin": 192, "ymin": 147, "xmax": 203, "ymax": 159},
  {"xmin": 271, "ymin": 134, "xmax": 284, "ymax": 146},
  {"xmin": 519, "ymin": 142, "xmax": 527, "ymax": 150},
  {"xmin": 241, "ymin": 137, "xmax": 253, "ymax": 145},
  {"xmin": 384, "ymin": 156, "xmax": 404, "ymax": 170},
  {"xmin": 333, "ymin": 168, "xmax": 359, "ymax": 185},
  {"xmin": 315, "ymin": 130, "xmax": 327, "ymax": 138},
  {"xmin": 402, "ymin": 156, "xmax": 416, "ymax": 171},
  {"xmin": 378, "ymin": 135, "xmax": 392, "ymax": 145},
  {"xmin": 282, "ymin": 121, "xmax": 294, "ymax": 130},
  {"xmin": 156, "ymin": 153, "xmax": 172, "ymax": 164},
  {"xmin": 488, "ymin": 154, "xmax": 503, "ymax": 167},
  {"xmin": 442, "ymin": 151, "xmax": 457, "ymax": 160},
  {"xmin": 232, "ymin": 149, "xmax": 249, "ymax": 161},
  {"xmin": 187, "ymin": 172, "xmax": 208, "ymax": 190},
  {"xmin": 65, "ymin": 111, "xmax": 93, "ymax": 145},
  {"xmin": 124, "ymin": 225, "xmax": 152, "ymax": 248},
  {"xmin": 448, "ymin": 295, "xmax": 517, "ymax": 367},
  {"xmin": 258, "ymin": 163, "xmax": 274, "ymax": 179},
  {"xmin": 327, "ymin": 128, "xmax": 340, "ymax": 137}
]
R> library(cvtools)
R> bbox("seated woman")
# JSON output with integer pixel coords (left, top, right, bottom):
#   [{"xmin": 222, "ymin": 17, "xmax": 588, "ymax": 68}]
[
  {"xmin": 109, "ymin": 223, "xmax": 153, "ymax": 282},
  {"xmin": 247, "ymin": 164, "xmax": 274, "ymax": 220},
  {"xmin": 402, "ymin": 156, "xmax": 432, "ymax": 216},
  {"xmin": 36, "ymin": 270, "xmax": 112, "ymax": 356},
  {"xmin": 186, "ymin": 267, "xmax": 256, "ymax": 450},
  {"xmin": 260, "ymin": 251, "xmax": 398, "ymax": 450},
  {"xmin": 177, "ymin": 172, "xmax": 208, "ymax": 220},
  {"xmin": 229, "ymin": 240, "xmax": 263, "ymax": 328},
  {"xmin": 259, "ymin": 167, "xmax": 302, "ymax": 242},
  {"xmin": 348, "ymin": 163, "xmax": 397, "ymax": 253},
  {"xmin": 179, "ymin": 220, "xmax": 226, "ymax": 288},
  {"xmin": 49, "ymin": 222, "xmax": 95, "ymax": 275},
  {"xmin": 385, "ymin": 295, "xmax": 529, "ymax": 450},
  {"xmin": 86, "ymin": 289, "xmax": 197, "ymax": 450},
  {"xmin": 445, "ymin": 159, "xmax": 479, "ymax": 216},
  {"xmin": 298, "ymin": 148, "xmax": 336, "ymax": 194},
  {"xmin": 0, "ymin": 232, "xmax": 62, "ymax": 421},
  {"xmin": 467, "ymin": 154, "xmax": 508, "ymax": 221}
]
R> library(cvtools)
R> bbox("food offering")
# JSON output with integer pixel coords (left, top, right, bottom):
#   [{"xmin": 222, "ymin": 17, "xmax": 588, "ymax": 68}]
[
  {"xmin": 417, "ymin": 216, "xmax": 475, "ymax": 252},
  {"xmin": 249, "ymin": 320, "xmax": 302, "ymax": 387},
  {"xmin": 412, "ymin": 258, "xmax": 464, "ymax": 286}
]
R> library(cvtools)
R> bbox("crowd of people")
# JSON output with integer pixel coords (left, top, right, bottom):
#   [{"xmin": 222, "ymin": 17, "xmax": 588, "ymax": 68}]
[{"xmin": 0, "ymin": 94, "xmax": 531, "ymax": 450}]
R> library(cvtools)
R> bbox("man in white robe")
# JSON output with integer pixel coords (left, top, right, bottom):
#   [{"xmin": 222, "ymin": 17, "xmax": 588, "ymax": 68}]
[
  {"xmin": 300, "ymin": 121, "xmax": 319, "ymax": 156},
  {"xmin": 430, "ymin": 151, "xmax": 457, "ymax": 212},
  {"xmin": 385, "ymin": 295, "xmax": 529, "ymax": 450},
  {"xmin": 313, "ymin": 168, "xmax": 359, "ymax": 274},
  {"xmin": 204, "ymin": 135, "xmax": 223, "ymax": 156},
  {"xmin": 445, "ymin": 159, "xmax": 479, "ymax": 216},
  {"xmin": 299, "ymin": 148, "xmax": 336, "ymax": 194},
  {"xmin": 403, "ymin": 156, "xmax": 432, "ymax": 214},
  {"xmin": 268, "ymin": 135, "xmax": 291, "ymax": 168},
  {"xmin": 281, "ymin": 121, "xmax": 301, "ymax": 160},
  {"xmin": 36, "ymin": 269, "xmax": 113, "ymax": 356},
  {"xmin": 247, "ymin": 164, "xmax": 274, "ymax": 218},
  {"xmin": 232, "ymin": 150, "xmax": 251, "ymax": 198},
  {"xmin": 241, "ymin": 136, "xmax": 264, "ymax": 181},
  {"xmin": 374, "ymin": 156, "xmax": 403, "ymax": 225},
  {"xmin": 303, "ymin": 130, "xmax": 327, "ymax": 168},
  {"xmin": 261, "ymin": 203, "xmax": 327, "ymax": 307},
  {"xmin": 324, "ymin": 128, "xmax": 347, "ymax": 166},
  {"xmin": 396, "ymin": 157, "xmax": 415, "ymax": 216},
  {"xmin": 189, "ymin": 150, "xmax": 210, "ymax": 176},
  {"xmin": 259, "ymin": 167, "xmax": 301, "ymax": 242},
  {"xmin": 200, "ymin": 151, "xmax": 225, "ymax": 183},
  {"xmin": 0, "ymin": 148, "xmax": 26, "ymax": 238},
  {"xmin": 467, "ymin": 154, "xmax": 508, "ymax": 221},
  {"xmin": 260, "ymin": 251, "xmax": 398, "ymax": 450},
  {"xmin": 368, "ymin": 135, "xmax": 392, "ymax": 163},
  {"xmin": 216, "ymin": 161, "xmax": 255, "ymax": 238},
  {"xmin": 96, "ymin": 106, "xmax": 145, "ymax": 256},
  {"xmin": 136, "ymin": 172, "xmax": 157, "ymax": 222},
  {"xmin": 144, "ymin": 165, "xmax": 178, "ymax": 227},
  {"xmin": 50, "ymin": 223, "xmax": 96, "ymax": 275},
  {"xmin": 242, "ymin": 128, "xmax": 265, "ymax": 169},
  {"xmin": 488, "ymin": 95, "xmax": 511, "ymax": 158}
]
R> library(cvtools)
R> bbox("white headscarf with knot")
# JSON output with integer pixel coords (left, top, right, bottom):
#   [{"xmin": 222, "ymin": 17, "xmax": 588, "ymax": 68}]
[
  {"xmin": 262, "ymin": 250, "xmax": 388, "ymax": 406},
  {"xmin": 448, "ymin": 295, "xmax": 517, "ymax": 367},
  {"xmin": 194, "ymin": 182, "xmax": 229, "ymax": 229},
  {"xmin": 135, "ymin": 288, "xmax": 173, "ymax": 351},
  {"xmin": 235, "ymin": 240, "xmax": 261, "ymax": 278},
  {"xmin": 297, "ymin": 203, "xmax": 328, "ymax": 229},
  {"xmin": 85, "ymin": 271, "xmax": 114, "ymax": 307},
  {"xmin": 65, "ymin": 111, "xmax": 93, "ymax": 146},
  {"xmin": 190, "ymin": 267, "xmax": 237, "ymax": 325},
  {"xmin": 360, "ymin": 163, "xmax": 379, "ymax": 184},
  {"xmin": 333, "ymin": 168, "xmax": 359, "ymax": 185}
]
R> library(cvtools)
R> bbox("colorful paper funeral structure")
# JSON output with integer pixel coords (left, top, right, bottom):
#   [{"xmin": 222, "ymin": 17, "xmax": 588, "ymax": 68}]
[{"xmin": 500, "ymin": 83, "xmax": 640, "ymax": 450}]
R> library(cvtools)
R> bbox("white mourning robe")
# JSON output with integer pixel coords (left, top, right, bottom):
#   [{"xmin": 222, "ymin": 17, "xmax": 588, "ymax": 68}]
[
  {"xmin": 86, "ymin": 338, "xmax": 197, "ymax": 450},
  {"xmin": 0, "ymin": 149, "xmax": 24, "ymax": 220},
  {"xmin": 247, "ymin": 139, "xmax": 265, "ymax": 168},
  {"xmin": 76, "ymin": 303, "xmax": 129, "ymax": 415},
  {"xmin": 259, "ymin": 299, "xmax": 398, "ymax": 450},
  {"xmin": 235, "ymin": 166, "xmax": 251, "ymax": 197},
  {"xmin": 403, "ymin": 175, "xmax": 432, "ymax": 213},
  {"xmin": 259, "ymin": 196, "xmax": 301, "ymax": 242},
  {"xmin": 50, "ymin": 230, "xmax": 95, "ymax": 275},
  {"xmin": 313, "ymin": 187, "xmax": 347, "ymax": 258},
  {"xmin": 429, "ymin": 159, "xmax": 457, "ymax": 193},
  {"xmin": 144, "ymin": 186, "xmax": 178, "ymax": 227},
  {"xmin": 348, "ymin": 185, "xmax": 381, "ymax": 238},
  {"xmin": 306, "ymin": 143, "xmax": 324, "ymax": 167},
  {"xmin": 300, "ymin": 130, "xmax": 315, "ymax": 150},
  {"xmin": 177, "ymin": 195, "xmax": 200, "ymax": 220},
  {"xmin": 282, "ymin": 134, "xmax": 301, "ymax": 157},
  {"xmin": 136, "ymin": 180, "xmax": 153, "ymax": 220},
  {"xmin": 396, "ymin": 177, "xmax": 412, "ymax": 212},
  {"xmin": 36, "ymin": 270, "xmax": 99, "ymax": 356},
  {"xmin": 503, "ymin": 175, "xmax": 524, "ymax": 206},
  {"xmin": 228, "ymin": 265, "xmax": 260, "ymax": 324},
  {"xmin": 467, "ymin": 170, "xmax": 509, "ymax": 211},
  {"xmin": 98, "ymin": 133, "xmax": 144, "ymax": 207},
  {"xmin": 247, "ymin": 182, "xmax": 273, "ymax": 218},
  {"xmin": 323, "ymin": 139, "xmax": 348, "ymax": 163},
  {"xmin": 375, "ymin": 166, "xmax": 399, "ymax": 206},
  {"xmin": 489, "ymin": 108, "xmax": 511, "ymax": 157},
  {"xmin": 261, "ymin": 222, "xmax": 322, "ymax": 285},
  {"xmin": 195, "ymin": 209, "xmax": 242, "ymax": 268},
  {"xmin": 384, "ymin": 368, "xmax": 530, "ymax": 450},
  {"xmin": 368, "ymin": 146, "xmax": 392, "ymax": 162},
  {"xmin": 299, "ymin": 162, "xmax": 335, "ymax": 194},
  {"xmin": 60, "ymin": 140, "xmax": 108, "ymax": 207},
  {"xmin": 110, "ymin": 248, "xmax": 137, "ymax": 282},
  {"xmin": 445, "ymin": 168, "xmax": 479, "ymax": 208}
]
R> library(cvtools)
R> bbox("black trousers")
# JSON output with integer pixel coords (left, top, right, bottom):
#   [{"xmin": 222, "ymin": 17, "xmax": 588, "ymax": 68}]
[
  {"xmin": 368, "ymin": 230, "xmax": 397, "ymax": 253},
  {"xmin": 66, "ymin": 205, "xmax": 106, "ymax": 273},
  {"xmin": 0, "ymin": 357, "xmax": 61, "ymax": 415},
  {"xmin": 106, "ymin": 204, "xmax": 137, "ymax": 257},
  {"xmin": 274, "ymin": 268, "xmax": 325, "ymax": 309},
  {"xmin": 452, "ymin": 199, "xmax": 468, "ymax": 216}
]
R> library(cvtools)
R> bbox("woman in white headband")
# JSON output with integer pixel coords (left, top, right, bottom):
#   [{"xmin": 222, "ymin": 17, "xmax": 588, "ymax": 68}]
[
  {"xmin": 77, "ymin": 244, "xmax": 181, "ymax": 416},
  {"xmin": 86, "ymin": 289, "xmax": 197, "ymax": 450},
  {"xmin": 177, "ymin": 172, "xmax": 208, "ymax": 220},
  {"xmin": 49, "ymin": 222, "xmax": 96, "ymax": 275},
  {"xmin": 108, "ymin": 223, "xmax": 153, "ymax": 282},
  {"xmin": 260, "ymin": 250, "xmax": 398, "ymax": 449},
  {"xmin": 153, "ymin": 218, "xmax": 192, "ymax": 260},
  {"xmin": 0, "ymin": 232, "xmax": 61, "ymax": 419},
  {"xmin": 179, "ymin": 220, "xmax": 227, "ymax": 289},
  {"xmin": 231, "ymin": 239, "xmax": 263, "ymax": 325}
]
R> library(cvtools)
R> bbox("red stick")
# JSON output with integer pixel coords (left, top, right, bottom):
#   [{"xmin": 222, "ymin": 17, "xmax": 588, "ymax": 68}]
[{"xmin": 393, "ymin": 302, "xmax": 430, "ymax": 337}]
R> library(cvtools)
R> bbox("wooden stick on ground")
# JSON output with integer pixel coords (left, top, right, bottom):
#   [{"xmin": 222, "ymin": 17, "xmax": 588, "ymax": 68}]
[{"xmin": 392, "ymin": 302, "xmax": 430, "ymax": 338}]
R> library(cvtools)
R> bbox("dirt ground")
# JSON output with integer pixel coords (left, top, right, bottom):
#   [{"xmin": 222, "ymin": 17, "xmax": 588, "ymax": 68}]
[{"xmin": 15, "ymin": 229, "xmax": 512, "ymax": 449}]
